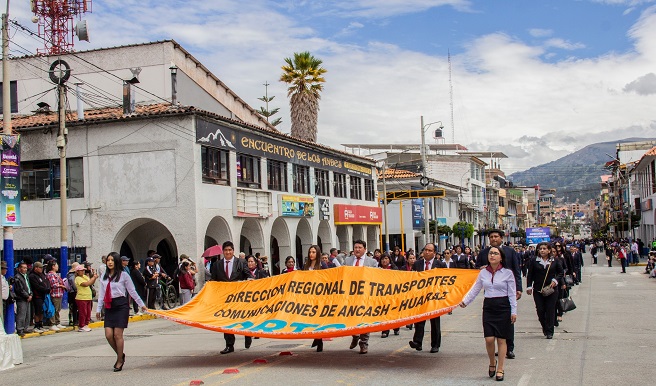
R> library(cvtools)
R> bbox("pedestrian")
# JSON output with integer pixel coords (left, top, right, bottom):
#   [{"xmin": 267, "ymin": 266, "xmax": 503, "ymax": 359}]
[
  {"xmin": 526, "ymin": 242, "xmax": 563, "ymax": 339},
  {"xmin": 409, "ymin": 243, "xmax": 446, "ymax": 354},
  {"xmin": 28, "ymin": 261, "xmax": 51, "ymax": 333},
  {"xmin": 460, "ymin": 246, "xmax": 517, "ymax": 382},
  {"xmin": 143, "ymin": 258, "xmax": 159, "ymax": 309},
  {"xmin": 96, "ymin": 252, "xmax": 147, "ymax": 372},
  {"xmin": 605, "ymin": 245, "xmax": 613, "ymax": 267},
  {"xmin": 281, "ymin": 256, "xmax": 297, "ymax": 273},
  {"xmin": 618, "ymin": 244, "xmax": 628, "ymax": 273},
  {"xmin": 129, "ymin": 260, "xmax": 146, "ymax": 315},
  {"xmin": 74, "ymin": 264, "xmax": 98, "ymax": 332},
  {"xmin": 13, "ymin": 262, "xmax": 32, "ymax": 336},
  {"xmin": 379, "ymin": 253, "xmax": 400, "ymax": 338},
  {"xmin": 210, "ymin": 241, "xmax": 250, "ymax": 354},
  {"xmin": 178, "ymin": 261, "xmax": 196, "ymax": 305},
  {"xmin": 46, "ymin": 260, "xmax": 67, "ymax": 330},
  {"xmin": 346, "ymin": 240, "xmax": 378, "ymax": 354},
  {"xmin": 67, "ymin": 263, "xmax": 79, "ymax": 326}
]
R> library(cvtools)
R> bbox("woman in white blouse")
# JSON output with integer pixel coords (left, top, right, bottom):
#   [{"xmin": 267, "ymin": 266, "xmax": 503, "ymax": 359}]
[
  {"xmin": 459, "ymin": 246, "xmax": 517, "ymax": 382},
  {"xmin": 96, "ymin": 252, "xmax": 147, "ymax": 372}
]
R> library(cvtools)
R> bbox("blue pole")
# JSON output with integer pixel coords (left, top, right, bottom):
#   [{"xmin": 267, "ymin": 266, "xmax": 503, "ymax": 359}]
[
  {"xmin": 3, "ymin": 227, "xmax": 15, "ymax": 333},
  {"xmin": 60, "ymin": 244, "xmax": 68, "ymax": 309}
]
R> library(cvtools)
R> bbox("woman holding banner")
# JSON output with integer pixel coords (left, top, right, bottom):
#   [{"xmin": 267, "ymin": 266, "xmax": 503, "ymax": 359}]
[
  {"xmin": 459, "ymin": 246, "xmax": 517, "ymax": 382},
  {"xmin": 304, "ymin": 245, "xmax": 326, "ymax": 352},
  {"xmin": 281, "ymin": 256, "xmax": 297, "ymax": 274},
  {"xmin": 379, "ymin": 253, "xmax": 400, "ymax": 338}
]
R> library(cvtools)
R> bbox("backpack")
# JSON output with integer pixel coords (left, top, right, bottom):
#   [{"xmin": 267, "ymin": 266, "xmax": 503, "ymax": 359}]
[
  {"xmin": 43, "ymin": 294, "xmax": 55, "ymax": 319},
  {"xmin": 66, "ymin": 271, "xmax": 77, "ymax": 293}
]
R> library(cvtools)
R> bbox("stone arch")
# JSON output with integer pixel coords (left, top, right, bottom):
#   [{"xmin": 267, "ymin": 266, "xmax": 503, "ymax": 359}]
[
  {"xmin": 113, "ymin": 217, "xmax": 178, "ymax": 275},
  {"xmin": 295, "ymin": 217, "xmax": 313, "ymax": 267},
  {"xmin": 270, "ymin": 217, "xmax": 291, "ymax": 275},
  {"xmin": 205, "ymin": 216, "xmax": 232, "ymax": 249},
  {"xmin": 317, "ymin": 220, "xmax": 333, "ymax": 254},
  {"xmin": 240, "ymin": 218, "xmax": 264, "ymax": 256}
]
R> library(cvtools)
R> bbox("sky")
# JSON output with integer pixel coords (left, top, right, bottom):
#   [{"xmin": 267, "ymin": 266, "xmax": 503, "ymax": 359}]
[{"xmin": 8, "ymin": 0, "xmax": 656, "ymax": 174}]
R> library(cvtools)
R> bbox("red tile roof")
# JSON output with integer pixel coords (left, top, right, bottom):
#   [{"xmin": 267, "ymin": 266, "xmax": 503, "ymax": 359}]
[{"xmin": 379, "ymin": 168, "xmax": 420, "ymax": 179}]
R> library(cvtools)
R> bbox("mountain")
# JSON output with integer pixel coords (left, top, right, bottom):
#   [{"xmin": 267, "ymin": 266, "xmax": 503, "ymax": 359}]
[{"xmin": 507, "ymin": 138, "xmax": 656, "ymax": 203}]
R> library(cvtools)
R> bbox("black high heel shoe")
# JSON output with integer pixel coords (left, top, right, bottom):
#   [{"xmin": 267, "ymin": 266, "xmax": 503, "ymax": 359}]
[
  {"xmin": 489, "ymin": 360, "xmax": 497, "ymax": 378},
  {"xmin": 316, "ymin": 339, "xmax": 323, "ymax": 352},
  {"xmin": 496, "ymin": 370, "xmax": 504, "ymax": 381},
  {"xmin": 114, "ymin": 354, "xmax": 125, "ymax": 372}
]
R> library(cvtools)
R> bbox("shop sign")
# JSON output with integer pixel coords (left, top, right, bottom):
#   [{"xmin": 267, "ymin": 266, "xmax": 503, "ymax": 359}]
[
  {"xmin": 280, "ymin": 195, "xmax": 314, "ymax": 217},
  {"xmin": 318, "ymin": 198, "xmax": 330, "ymax": 220},
  {"xmin": 197, "ymin": 119, "xmax": 373, "ymax": 178},
  {"xmin": 334, "ymin": 204, "xmax": 382, "ymax": 225}
]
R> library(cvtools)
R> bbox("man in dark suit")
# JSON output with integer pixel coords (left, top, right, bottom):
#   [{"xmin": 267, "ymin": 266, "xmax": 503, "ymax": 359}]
[
  {"xmin": 345, "ymin": 240, "xmax": 378, "ymax": 354},
  {"xmin": 409, "ymin": 243, "xmax": 445, "ymax": 353},
  {"xmin": 210, "ymin": 241, "xmax": 250, "ymax": 354},
  {"xmin": 452, "ymin": 245, "xmax": 470, "ymax": 268},
  {"xmin": 475, "ymin": 229, "xmax": 522, "ymax": 359}
]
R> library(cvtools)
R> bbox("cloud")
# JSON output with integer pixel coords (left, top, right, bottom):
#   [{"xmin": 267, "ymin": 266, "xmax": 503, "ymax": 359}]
[
  {"xmin": 544, "ymin": 38, "xmax": 586, "ymax": 50},
  {"xmin": 315, "ymin": 0, "xmax": 474, "ymax": 18},
  {"xmin": 528, "ymin": 28, "xmax": 553, "ymax": 38},
  {"xmin": 623, "ymin": 72, "xmax": 656, "ymax": 94},
  {"xmin": 335, "ymin": 21, "xmax": 365, "ymax": 37}
]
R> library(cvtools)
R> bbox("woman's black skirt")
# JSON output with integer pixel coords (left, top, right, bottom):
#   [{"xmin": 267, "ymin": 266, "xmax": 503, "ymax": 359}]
[
  {"xmin": 104, "ymin": 296, "xmax": 130, "ymax": 328},
  {"xmin": 482, "ymin": 296, "xmax": 512, "ymax": 339}
]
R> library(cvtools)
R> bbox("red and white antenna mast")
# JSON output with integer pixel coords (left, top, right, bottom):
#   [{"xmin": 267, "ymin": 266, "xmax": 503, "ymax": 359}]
[{"xmin": 31, "ymin": 0, "xmax": 92, "ymax": 55}]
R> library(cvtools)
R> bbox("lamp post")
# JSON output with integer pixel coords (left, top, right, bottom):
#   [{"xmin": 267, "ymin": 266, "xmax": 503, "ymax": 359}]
[{"xmin": 420, "ymin": 116, "xmax": 443, "ymax": 246}]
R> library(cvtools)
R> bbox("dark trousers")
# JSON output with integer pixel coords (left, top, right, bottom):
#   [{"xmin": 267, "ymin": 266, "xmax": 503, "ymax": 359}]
[
  {"xmin": 533, "ymin": 291, "xmax": 558, "ymax": 336},
  {"xmin": 67, "ymin": 292, "xmax": 78, "ymax": 325},
  {"xmin": 146, "ymin": 287, "xmax": 157, "ymax": 309},
  {"xmin": 620, "ymin": 258, "xmax": 627, "ymax": 273},
  {"xmin": 607, "ymin": 256, "xmax": 612, "ymax": 267},
  {"xmin": 412, "ymin": 316, "xmax": 441, "ymax": 349}
]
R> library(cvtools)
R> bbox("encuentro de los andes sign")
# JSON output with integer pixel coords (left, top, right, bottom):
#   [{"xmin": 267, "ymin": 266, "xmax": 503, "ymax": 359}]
[{"xmin": 196, "ymin": 119, "xmax": 373, "ymax": 178}]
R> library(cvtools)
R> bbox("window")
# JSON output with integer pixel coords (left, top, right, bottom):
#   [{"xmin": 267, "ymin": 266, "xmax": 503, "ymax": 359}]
[
  {"xmin": 201, "ymin": 146, "xmax": 229, "ymax": 185},
  {"xmin": 334, "ymin": 172, "xmax": 347, "ymax": 198},
  {"xmin": 350, "ymin": 176, "xmax": 362, "ymax": 200},
  {"xmin": 0, "ymin": 81, "xmax": 18, "ymax": 113},
  {"xmin": 315, "ymin": 169, "xmax": 330, "ymax": 196},
  {"xmin": 293, "ymin": 164, "xmax": 310, "ymax": 194},
  {"xmin": 267, "ymin": 159, "xmax": 287, "ymax": 191},
  {"xmin": 237, "ymin": 154, "xmax": 261, "ymax": 188},
  {"xmin": 364, "ymin": 179, "xmax": 375, "ymax": 201},
  {"xmin": 21, "ymin": 158, "xmax": 84, "ymax": 200}
]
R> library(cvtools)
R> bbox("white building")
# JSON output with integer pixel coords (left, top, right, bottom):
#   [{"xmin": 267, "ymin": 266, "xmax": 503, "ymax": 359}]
[
  {"xmin": 2, "ymin": 41, "xmax": 381, "ymax": 277},
  {"xmin": 634, "ymin": 146, "xmax": 656, "ymax": 244}
]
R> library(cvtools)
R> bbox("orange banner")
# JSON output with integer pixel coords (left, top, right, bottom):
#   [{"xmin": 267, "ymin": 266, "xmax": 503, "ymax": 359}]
[{"xmin": 149, "ymin": 266, "xmax": 479, "ymax": 339}]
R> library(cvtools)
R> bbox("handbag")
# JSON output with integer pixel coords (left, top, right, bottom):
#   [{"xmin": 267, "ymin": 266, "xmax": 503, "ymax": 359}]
[
  {"xmin": 539, "ymin": 261, "xmax": 555, "ymax": 297},
  {"xmin": 564, "ymin": 274, "xmax": 574, "ymax": 287},
  {"xmin": 559, "ymin": 296, "xmax": 576, "ymax": 312}
]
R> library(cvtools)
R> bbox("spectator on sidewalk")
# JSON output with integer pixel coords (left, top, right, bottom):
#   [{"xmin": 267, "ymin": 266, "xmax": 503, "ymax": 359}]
[
  {"xmin": 178, "ymin": 261, "xmax": 196, "ymax": 305},
  {"xmin": 46, "ymin": 261, "xmax": 67, "ymax": 330},
  {"xmin": 13, "ymin": 262, "xmax": 32, "ymax": 336},
  {"xmin": 28, "ymin": 261, "xmax": 51, "ymax": 333},
  {"xmin": 74, "ymin": 264, "xmax": 98, "ymax": 332},
  {"xmin": 66, "ymin": 263, "xmax": 79, "ymax": 327},
  {"xmin": 143, "ymin": 257, "xmax": 159, "ymax": 309},
  {"xmin": 129, "ymin": 260, "xmax": 146, "ymax": 315}
]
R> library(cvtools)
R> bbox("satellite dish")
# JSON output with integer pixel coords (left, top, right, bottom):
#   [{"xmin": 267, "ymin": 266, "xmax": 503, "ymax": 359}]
[{"xmin": 75, "ymin": 20, "xmax": 90, "ymax": 42}]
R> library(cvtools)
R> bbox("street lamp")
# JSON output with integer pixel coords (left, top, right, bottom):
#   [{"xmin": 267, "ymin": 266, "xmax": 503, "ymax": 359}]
[{"xmin": 420, "ymin": 116, "xmax": 444, "ymax": 245}]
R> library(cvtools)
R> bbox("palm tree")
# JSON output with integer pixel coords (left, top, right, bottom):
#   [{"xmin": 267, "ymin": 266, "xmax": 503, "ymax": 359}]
[{"xmin": 280, "ymin": 51, "xmax": 327, "ymax": 142}]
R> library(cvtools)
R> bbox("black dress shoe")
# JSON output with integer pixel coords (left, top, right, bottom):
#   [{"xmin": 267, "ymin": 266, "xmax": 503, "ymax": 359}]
[
  {"xmin": 316, "ymin": 340, "xmax": 323, "ymax": 352},
  {"xmin": 505, "ymin": 351, "xmax": 515, "ymax": 359},
  {"xmin": 430, "ymin": 347, "xmax": 440, "ymax": 353},
  {"xmin": 245, "ymin": 336, "xmax": 252, "ymax": 349},
  {"xmin": 349, "ymin": 336, "xmax": 359, "ymax": 349},
  {"xmin": 220, "ymin": 346, "xmax": 235, "ymax": 354},
  {"xmin": 546, "ymin": 334, "xmax": 553, "ymax": 339},
  {"xmin": 113, "ymin": 354, "xmax": 125, "ymax": 372},
  {"xmin": 408, "ymin": 341, "xmax": 422, "ymax": 351},
  {"xmin": 393, "ymin": 329, "xmax": 400, "ymax": 335},
  {"xmin": 381, "ymin": 331, "xmax": 389, "ymax": 338}
]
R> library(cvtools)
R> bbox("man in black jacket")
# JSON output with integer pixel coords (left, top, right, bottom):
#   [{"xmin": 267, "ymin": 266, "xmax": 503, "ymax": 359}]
[
  {"xmin": 476, "ymin": 229, "xmax": 522, "ymax": 359},
  {"xmin": 13, "ymin": 262, "xmax": 32, "ymax": 336},
  {"xmin": 210, "ymin": 241, "xmax": 250, "ymax": 354},
  {"xmin": 28, "ymin": 261, "xmax": 51, "ymax": 333}
]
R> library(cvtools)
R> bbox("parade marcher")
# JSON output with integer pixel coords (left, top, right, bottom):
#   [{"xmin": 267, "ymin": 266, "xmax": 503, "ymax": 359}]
[
  {"xmin": 143, "ymin": 258, "xmax": 159, "ymax": 309},
  {"xmin": 553, "ymin": 242, "xmax": 571, "ymax": 325},
  {"xmin": 321, "ymin": 253, "xmax": 336, "ymax": 268},
  {"xmin": 46, "ymin": 261, "xmax": 66, "ymax": 330},
  {"xmin": 391, "ymin": 247, "xmax": 405, "ymax": 270},
  {"xmin": 346, "ymin": 240, "xmax": 378, "ymax": 354},
  {"xmin": 210, "ymin": 241, "xmax": 250, "ymax": 354},
  {"xmin": 442, "ymin": 249, "xmax": 458, "ymax": 268},
  {"xmin": 476, "ymin": 229, "xmax": 522, "ymax": 359},
  {"xmin": 28, "ymin": 261, "xmax": 51, "ymax": 333},
  {"xmin": 409, "ymin": 243, "xmax": 445, "ymax": 353},
  {"xmin": 302, "ymin": 245, "xmax": 326, "ymax": 352},
  {"xmin": 452, "ymin": 245, "xmax": 469, "ymax": 268},
  {"xmin": 460, "ymin": 246, "xmax": 517, "ymax": 382},
  {"xmin": 178, "ymin": 261, "xmax": 196, "ymax": 305},
  {"xmin": 129, "ymin": 260, "xmax": 147, "ymax": 314},
  {"xmin": 400, "ymin": 253, "xmax": 417, "ymax": 271},
  {"xmin": 281, "ymin": 256, "xmax": 297, "ymax": 273},
  {"xmin": 526, "ymin": 242, "xmax": 563, "ymax": 339},
  {"xmin": 13, "ymin": 262, "xmax": 32, "ymax": 336},
  {"xmin": 571, "ymin": 245, "xmax": 583, "ymax": 284},
  {"xmin": 379, "ymin": 253, "xmax": 400, "ymax": 338},
  {"xmin": 74, "ymin": 264, "xmax": 98, "ymax": 332},
  {"xmin": 96, "ymin": 252, "xmax": 147, "ymax": 372}
]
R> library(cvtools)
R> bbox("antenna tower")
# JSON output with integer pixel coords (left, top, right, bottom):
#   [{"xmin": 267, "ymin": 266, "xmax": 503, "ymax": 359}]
[
  {"xmin": 31, "ymin": 0, "xmax": 92, "ymax": 55},
  {"xmin": 448, "ymin": 50, "xmax": 455, "ymax": 144}
]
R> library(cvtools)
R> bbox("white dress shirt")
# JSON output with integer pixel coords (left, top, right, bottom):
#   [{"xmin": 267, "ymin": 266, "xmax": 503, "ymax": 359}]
[
  {"xmin": 97, "ymin": 271, "xmax": 146, "ymax": 312},
  {"xmin": 462, "ymin": 267, "xmax": 518, "ymax": 315}
]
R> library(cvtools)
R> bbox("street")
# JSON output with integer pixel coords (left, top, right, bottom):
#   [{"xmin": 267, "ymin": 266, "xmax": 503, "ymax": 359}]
[{"xmin": 3, "ymin": 252, "xmax": 654, "ymax": 386}]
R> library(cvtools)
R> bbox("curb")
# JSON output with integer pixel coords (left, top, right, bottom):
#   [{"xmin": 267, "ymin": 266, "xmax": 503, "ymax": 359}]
[{"xmin": 19, "ymin": 314, "xmax": 157, "ymax": 339}]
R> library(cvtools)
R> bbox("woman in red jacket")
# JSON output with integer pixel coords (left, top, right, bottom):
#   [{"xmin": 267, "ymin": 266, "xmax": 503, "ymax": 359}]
[{"xmin": 178, "ymin": 261, "xmax": 196, "ymax": 305}]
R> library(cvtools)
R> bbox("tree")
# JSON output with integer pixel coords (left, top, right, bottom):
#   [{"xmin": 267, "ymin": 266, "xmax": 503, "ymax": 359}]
[
  {"xmin": 453, "ymin": 221, "xmax": 474, "ymax": 244},
  {"xmin": 257, "ymin": 82, "xmax": 282, "ymax": 127},
  {"xmin": 280, "ymin": 51, "xmax": 327, "ymax": 142}
]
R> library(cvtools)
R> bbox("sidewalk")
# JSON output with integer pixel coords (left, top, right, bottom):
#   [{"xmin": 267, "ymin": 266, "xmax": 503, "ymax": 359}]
[{"xmin": 18, "ymin": 301, "xmax": 157, "ymax": 340}]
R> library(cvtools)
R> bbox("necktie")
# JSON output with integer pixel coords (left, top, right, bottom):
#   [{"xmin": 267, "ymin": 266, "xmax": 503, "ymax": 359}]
[
  {"xmin": 425, "ymin": 260, "xmax": 430, "ymax": 271},
  {"xmin": 225, "ymin": 260, "xmax": 230, "ymax": 279},
  {"xmin": 355, "ymin": 257, "xmax": 361, "ymax": 267}
]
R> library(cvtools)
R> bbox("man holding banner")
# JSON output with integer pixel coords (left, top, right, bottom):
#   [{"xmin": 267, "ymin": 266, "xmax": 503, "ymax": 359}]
[
  {"xmin": 210, "ymin": 241, "xmax": 250, "ymax": 354},
  {"xmin": 345, "ymin": 240, "xmax": 378, "ymax": 354},
  {"xmin": 409, "ymin": 243, "xmax": 446, "ymax": 353}
]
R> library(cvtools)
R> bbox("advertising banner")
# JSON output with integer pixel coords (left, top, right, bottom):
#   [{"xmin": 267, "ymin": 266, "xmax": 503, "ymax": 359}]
[
  {"xmin": 412, "ymin": 199, "xmax": 424, "ymax": 230},
  {"xmin": 1, "ymin": 135, "xmax": 21, "ymax": 226},
  {"xmin": 280, "ymin": 195, "xmax": 314, "ymax": 217},
  {"xmin": 149, "ymin": 266, "xmax": 479, "ymax": 338},
  {"xmin": 526, "ymin": 227, "xmax": 551, "ymax": 244},
  {"xmin": 334, "ymin": 204, "xmax": 382, "ymax": 225},
  {"xmin": 318, "ymin": 198, "xmax": 330, "ymax": 220}
]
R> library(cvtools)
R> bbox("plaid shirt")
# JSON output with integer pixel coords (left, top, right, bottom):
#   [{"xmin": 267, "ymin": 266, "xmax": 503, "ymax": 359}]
[{"xmin": 47, "ymin": 272, "xmax": 65, "ymax": 298}]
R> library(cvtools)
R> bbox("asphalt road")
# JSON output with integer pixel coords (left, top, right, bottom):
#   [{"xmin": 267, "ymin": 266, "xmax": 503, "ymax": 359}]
[{"xmin": 3, "ymin": 252, "xmax": 654, "ymax": 386}]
